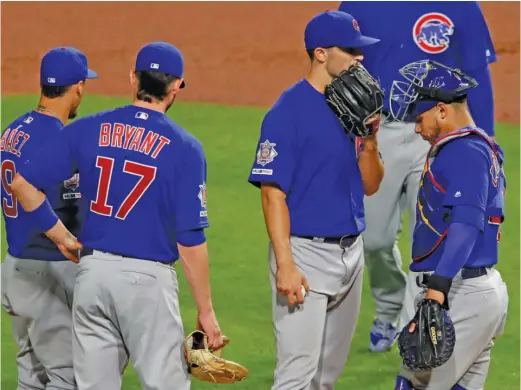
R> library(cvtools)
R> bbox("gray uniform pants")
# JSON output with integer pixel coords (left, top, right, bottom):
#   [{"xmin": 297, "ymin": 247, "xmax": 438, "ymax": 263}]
[
  {"xmin": 1, "ymin": 254, "xmax": 77, "ymax": 390},
  {"xmin": 269, "ymin": 236, "xmax": 364, "ymax": 390},
  {"xmin": 362, "ymin": 121, "xmax": 430, "ymax": 325},
  {"xmin": 401, "ymin": 268, "xmax": 509, "ymax": 390},
  {"xmin": 72, "ymin": 250, "xmax": 189, "ymax": 390}
]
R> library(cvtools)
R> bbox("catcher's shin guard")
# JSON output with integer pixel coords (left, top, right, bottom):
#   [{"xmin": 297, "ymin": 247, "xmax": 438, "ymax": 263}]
[{"xmin": 395, "ymin": 376, "xmax": 414, "ymax": 390}]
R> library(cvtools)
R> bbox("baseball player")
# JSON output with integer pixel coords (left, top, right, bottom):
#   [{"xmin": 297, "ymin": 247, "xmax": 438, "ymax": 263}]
[
  {"xmin": 11, "ymin": 41, "xmax": 224, "ymax": 390},
  {"xmin": 1, "ymin": 46, "xmax": 96, "ymax": 390},
  {"xmin": 338, "ymin": 1, "xmax": 498, "ymax": 352},
  {"xmin": 248, "ymin": 11, "xmax": 384, "ymax": 390},
  {"xmin": 389, "ymin": 60, "xmax": 508, "ymax": 390}
]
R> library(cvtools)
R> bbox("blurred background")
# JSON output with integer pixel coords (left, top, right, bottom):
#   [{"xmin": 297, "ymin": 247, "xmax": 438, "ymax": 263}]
[{"xmin": 1, "ymin": 2, "xmax": 519, "ymax": 389}]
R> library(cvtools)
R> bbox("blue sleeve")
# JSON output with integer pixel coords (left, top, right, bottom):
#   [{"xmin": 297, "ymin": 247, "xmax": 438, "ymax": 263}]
[
  {"xmin": 433, "ymin": 220, "xmax": 480, "ymax": 279},
  {"xmin": 465, "ymin": 66, "xmax": 495, "ymax": 137},
  {"xmin": 247, "ymin": 110, "xmax": 297, "ymax": 194},
  {"xmin": 17, "ymin": 124, "xmax": 77, "ymax": 190},
  {"xmin": 442, "ymin": 140, "xmax": 490, "ymax": 212},
  {"xmin": 458, "ymin": 2, "xmax": 497, "ymax": 71},
  {"xmin": 177, "ymin": 229, "xmax": 206, "ymax": 247},
  {"xmin": 174, "ymin": 140, "xmax": 209, "ymax": 233}
]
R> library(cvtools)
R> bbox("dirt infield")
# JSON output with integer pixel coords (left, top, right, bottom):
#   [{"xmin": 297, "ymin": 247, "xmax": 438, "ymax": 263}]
[{"xmin": 1, "ymin": 2, "xmax": 519, "ymax": 124}]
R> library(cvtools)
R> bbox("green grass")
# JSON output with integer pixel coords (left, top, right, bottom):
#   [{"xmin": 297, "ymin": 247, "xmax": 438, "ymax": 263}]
[{"xmin": 1, "ymin": 95, "xmax": 519, "ymax": 389}]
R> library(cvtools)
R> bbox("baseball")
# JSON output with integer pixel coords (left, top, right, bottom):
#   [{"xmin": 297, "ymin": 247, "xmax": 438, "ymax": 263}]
[{"xmin": 301, "ymin": 285, "xmax": 307, "ymax": 297}]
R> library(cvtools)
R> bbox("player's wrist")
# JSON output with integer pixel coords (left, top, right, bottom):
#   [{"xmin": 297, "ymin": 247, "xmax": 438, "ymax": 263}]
[
  {"xmin": 359, "ymin": 138, "xmax": 378, "ymax": 152},
  {"xmin": 197, "ymin": 306, "xmax": 215, "ymax": 316},
  {"xmin": 427, "ymin": 274, "xmax": 452, "ymax": 309}
]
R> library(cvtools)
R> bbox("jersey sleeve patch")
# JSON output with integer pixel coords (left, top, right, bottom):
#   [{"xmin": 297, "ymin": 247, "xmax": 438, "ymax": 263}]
[
  {"xmin": 198, "ymin": 182, "xmax": 207, "ymax": 217},
  {"xmin": 256, "ymin": 140, "xmax": 278, "ymax": 166}
]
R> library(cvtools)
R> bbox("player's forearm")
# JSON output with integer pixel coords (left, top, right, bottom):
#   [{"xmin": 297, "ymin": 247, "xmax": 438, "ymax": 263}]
[
  {"xmin": 358, "ymin": 138, "xmax": 384, "ymax": 196},
  {"xmin": 260, "ymin": 184, "xmax": 294, "ymax": 269},
  {"xmin": 11, "ymin": 173, "xmax": 46, "ymax": 211},
  {"xmin": 178, "ymin": 242, "xmax": 214, "ymax": 314},
  {"xmin": 428, "ymin": 221, "xmax": 480, "ymax": 305}
]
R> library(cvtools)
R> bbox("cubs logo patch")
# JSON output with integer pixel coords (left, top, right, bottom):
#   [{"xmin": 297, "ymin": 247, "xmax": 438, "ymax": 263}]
[
  {"xmin": 490, "ymin": 151, "xmax": 500, "ymax": 187},
  {"xmin": 198, "ymin": 182, "xmax": 207, "ymax": 209},
  {"xmin": 413, "ymin": 12, "xmax": 454, "ymax": 54},
  {"xmin": 63, "ymin": 173, "xmax": 80, "ymax": 191},
  {"xmin": 352, "ymin": 19, "xmax": 360, "ymax": 32},
  {"xmin": 256, "ymin": 140, "xmax": 278, "ymax": 166}
]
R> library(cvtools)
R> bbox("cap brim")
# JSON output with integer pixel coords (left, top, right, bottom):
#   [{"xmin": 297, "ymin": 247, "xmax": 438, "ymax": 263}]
[
  {"xmin": 87, "ymin": 69, "xmax": 98, "ymax": 79},
  {"xmin": 410, "ymin": 100, "xmax": 438, "ymax": 119},
  {"xmin": 352, "ymin": 35, "xmax": 380, "ymax": 48}
]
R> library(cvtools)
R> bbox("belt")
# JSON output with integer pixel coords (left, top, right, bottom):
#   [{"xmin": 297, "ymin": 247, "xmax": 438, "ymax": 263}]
[
  {"xmin": 80, "ymin": 247, "xmax": 175, "ymax": 265},
  {"xmin": 417, "ymin": 266, "xmax": 491, "ymax": 286},
  {"xmin": 81, "ymin": 247, "xmax": 111, "ymax": 258},
  {"xmin": 296, "ymin": 234, "xmax": 359, "ymax": 249}
]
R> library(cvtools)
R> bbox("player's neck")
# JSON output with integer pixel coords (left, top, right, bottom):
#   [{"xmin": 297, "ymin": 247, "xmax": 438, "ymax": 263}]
[
  {"xmin": 445, "ymin": 110, "xmax": 476, "ymax": 134},
  {"xmin": 132, "ymin": 99, "xmax": 168, "ymax": 114},
  {"xmin": 35, "ymin": 97, "xmax": 69, "ymax": 125},
  {"xmin": 305, "ymin": 66, "xmax": 332, "ymax": 94}
]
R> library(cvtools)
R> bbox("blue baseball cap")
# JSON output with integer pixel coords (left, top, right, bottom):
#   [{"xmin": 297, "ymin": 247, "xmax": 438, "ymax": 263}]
[
  {"xmin": 135, "ymin": 41, "xmax": 185, "ymax": 88},
  {"xmin": 304, "ymin": 10, "xmax": 380, "ymax": 50},
  {"xmin": 40, "ymin": 47, "xmax": 98, "ymax": 87}
]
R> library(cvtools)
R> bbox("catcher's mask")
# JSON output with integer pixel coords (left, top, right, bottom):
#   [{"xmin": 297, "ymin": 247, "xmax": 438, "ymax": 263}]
[{"xmin": 389, "ymin": 60, "xmax": 478, "ymax": 122}]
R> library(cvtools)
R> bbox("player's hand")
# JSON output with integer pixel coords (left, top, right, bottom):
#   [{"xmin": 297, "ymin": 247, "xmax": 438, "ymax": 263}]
[
  {"xmin": 197, "ymin": 310, "xmax": 224, "ymax": 350},
  {"xmin": 276, "ymin": 262, "xmax": 310, "ymax": 305},
  {"xmin": 45, "ymin": 221, "xmax": 83, "ymax": 263},
  {"xmin": 426, "ymin": 288, "xmax": 445, "ymax": 305}
]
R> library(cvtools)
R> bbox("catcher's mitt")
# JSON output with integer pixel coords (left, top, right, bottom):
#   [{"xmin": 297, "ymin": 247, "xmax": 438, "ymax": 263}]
[
  {"xmin": 398, "ymin": 298, "xmax": 456, "ymax": 371},
  {"xmin": 185, "ymin": 330, "xmax": 248, "ymax": 384},
  {"xmin": 325, "ymin": 63, "xmax": 384, "ymax": 138}
]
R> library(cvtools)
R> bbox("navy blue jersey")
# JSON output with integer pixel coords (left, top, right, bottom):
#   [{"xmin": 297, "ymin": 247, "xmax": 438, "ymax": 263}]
[
  {"xmin": 410, "ymin": 129, "xmax": 505, "ymax": 272},
  {"xmin": 248, "ymin": 79, "xmax": 366, "ymax": 237},
  {"xmin": 339, "ymin": 1, "xmax": 497, "ymax": 134},
  {"xmin": 18, "ymin": 105, "xmax": 208, "ymax": 263},
  {"xmin": 1, "ymin": 111, "xmax": 81, "ymax": 260}
]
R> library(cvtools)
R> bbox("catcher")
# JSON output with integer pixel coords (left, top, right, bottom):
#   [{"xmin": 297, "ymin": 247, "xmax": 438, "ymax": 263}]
[
  {"xmin": 389, "ymin": 60, "xmax": 509, "ymax": 390},
  {"xmin": 247, "ymin": 10, "xmax": 384, "ymax": 389},
  {"xmin": 185, "ymin": 330, "xmax": 248, "ymax": 384}
]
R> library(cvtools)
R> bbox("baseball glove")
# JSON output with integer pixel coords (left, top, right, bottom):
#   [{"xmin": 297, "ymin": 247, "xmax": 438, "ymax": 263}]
[
  {"xmin": 325, "ymin": 63, "xmax": 384, "ymax": 138},
  {"xmin": 185, "ymin": 330, "xmax": 248, "ymax": 384},
  {"xmin": 398, "ymin": 298, "xmax": 456, "ymax": 371}
]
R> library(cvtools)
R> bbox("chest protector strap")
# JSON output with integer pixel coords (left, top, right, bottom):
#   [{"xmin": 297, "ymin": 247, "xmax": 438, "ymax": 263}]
[{"xmin": 412, "ymin": 128, "xmax": 505, "ymax": 262}]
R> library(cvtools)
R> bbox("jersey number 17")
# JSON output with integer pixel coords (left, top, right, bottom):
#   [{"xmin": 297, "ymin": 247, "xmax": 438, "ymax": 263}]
[{"xmin": 90, "ymin": 156, "xmax": 156, "ymax": 220}]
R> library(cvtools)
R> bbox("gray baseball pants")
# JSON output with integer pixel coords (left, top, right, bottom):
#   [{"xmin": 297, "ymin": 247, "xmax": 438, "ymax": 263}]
[
  {"xmin": 401, "ymin": 268, "xmax": 509, "ymax": 389},
  {"xmin": 72, "ymin": 250, "xmax": 189, "ymax": 390},
  {"xmin": 269, "ymin": 235, "xmax": 364, "ymax": 390},
  {"xmin": 1, "ymin": 254, "xmax": 77, "ymax": 390},
  {"xmin": 362, "ymin": 120, "xmax": 430, "ymax": 326}
]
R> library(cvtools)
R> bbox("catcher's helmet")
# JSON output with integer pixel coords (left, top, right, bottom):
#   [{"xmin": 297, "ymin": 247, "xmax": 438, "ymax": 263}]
[{"xmin": 389, "ymin": 60, "xmax": 478, "ymax": 122}]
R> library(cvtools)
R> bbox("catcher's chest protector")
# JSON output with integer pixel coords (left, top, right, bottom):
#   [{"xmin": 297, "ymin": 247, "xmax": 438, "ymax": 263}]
[{"xmin": 412, "ymin": 127, "xmax": 505, "ymax": 262}]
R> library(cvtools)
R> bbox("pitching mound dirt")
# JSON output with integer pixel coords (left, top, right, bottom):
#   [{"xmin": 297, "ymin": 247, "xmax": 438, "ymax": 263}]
[{"xmin": 1, "ymin": 2, "xmax": 518, "ymax": 124}]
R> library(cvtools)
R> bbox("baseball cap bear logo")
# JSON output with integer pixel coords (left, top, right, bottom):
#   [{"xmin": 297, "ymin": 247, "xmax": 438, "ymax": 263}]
[{"xmin": 353, "ymin": 19, "xmax": 360, "ymax": 31}]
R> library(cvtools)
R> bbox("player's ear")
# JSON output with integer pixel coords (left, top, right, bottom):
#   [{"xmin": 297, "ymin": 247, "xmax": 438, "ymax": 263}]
[
  {"xmin": 168, "ymin": 78, "xmax": 182, "ymax": 97},
  {"xmin": 74, "ymin": 80, "xmax": 85, "ymax": 97},
  {"xmin": 130, "ymin": 69, "xmax": 138, "ymax": 89},
  {"xmin": 437, "ymin": 103, "xmax": 448, "ymax": 120},
  {"xmin": 314, "ymin": 48, "xmax": 328, "ymax": 64}
]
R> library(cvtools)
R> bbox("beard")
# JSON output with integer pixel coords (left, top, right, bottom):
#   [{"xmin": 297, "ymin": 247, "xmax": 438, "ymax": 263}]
[{"xmin": 68, "ymin": 107, "xmax": 78, "ymax": 120}]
